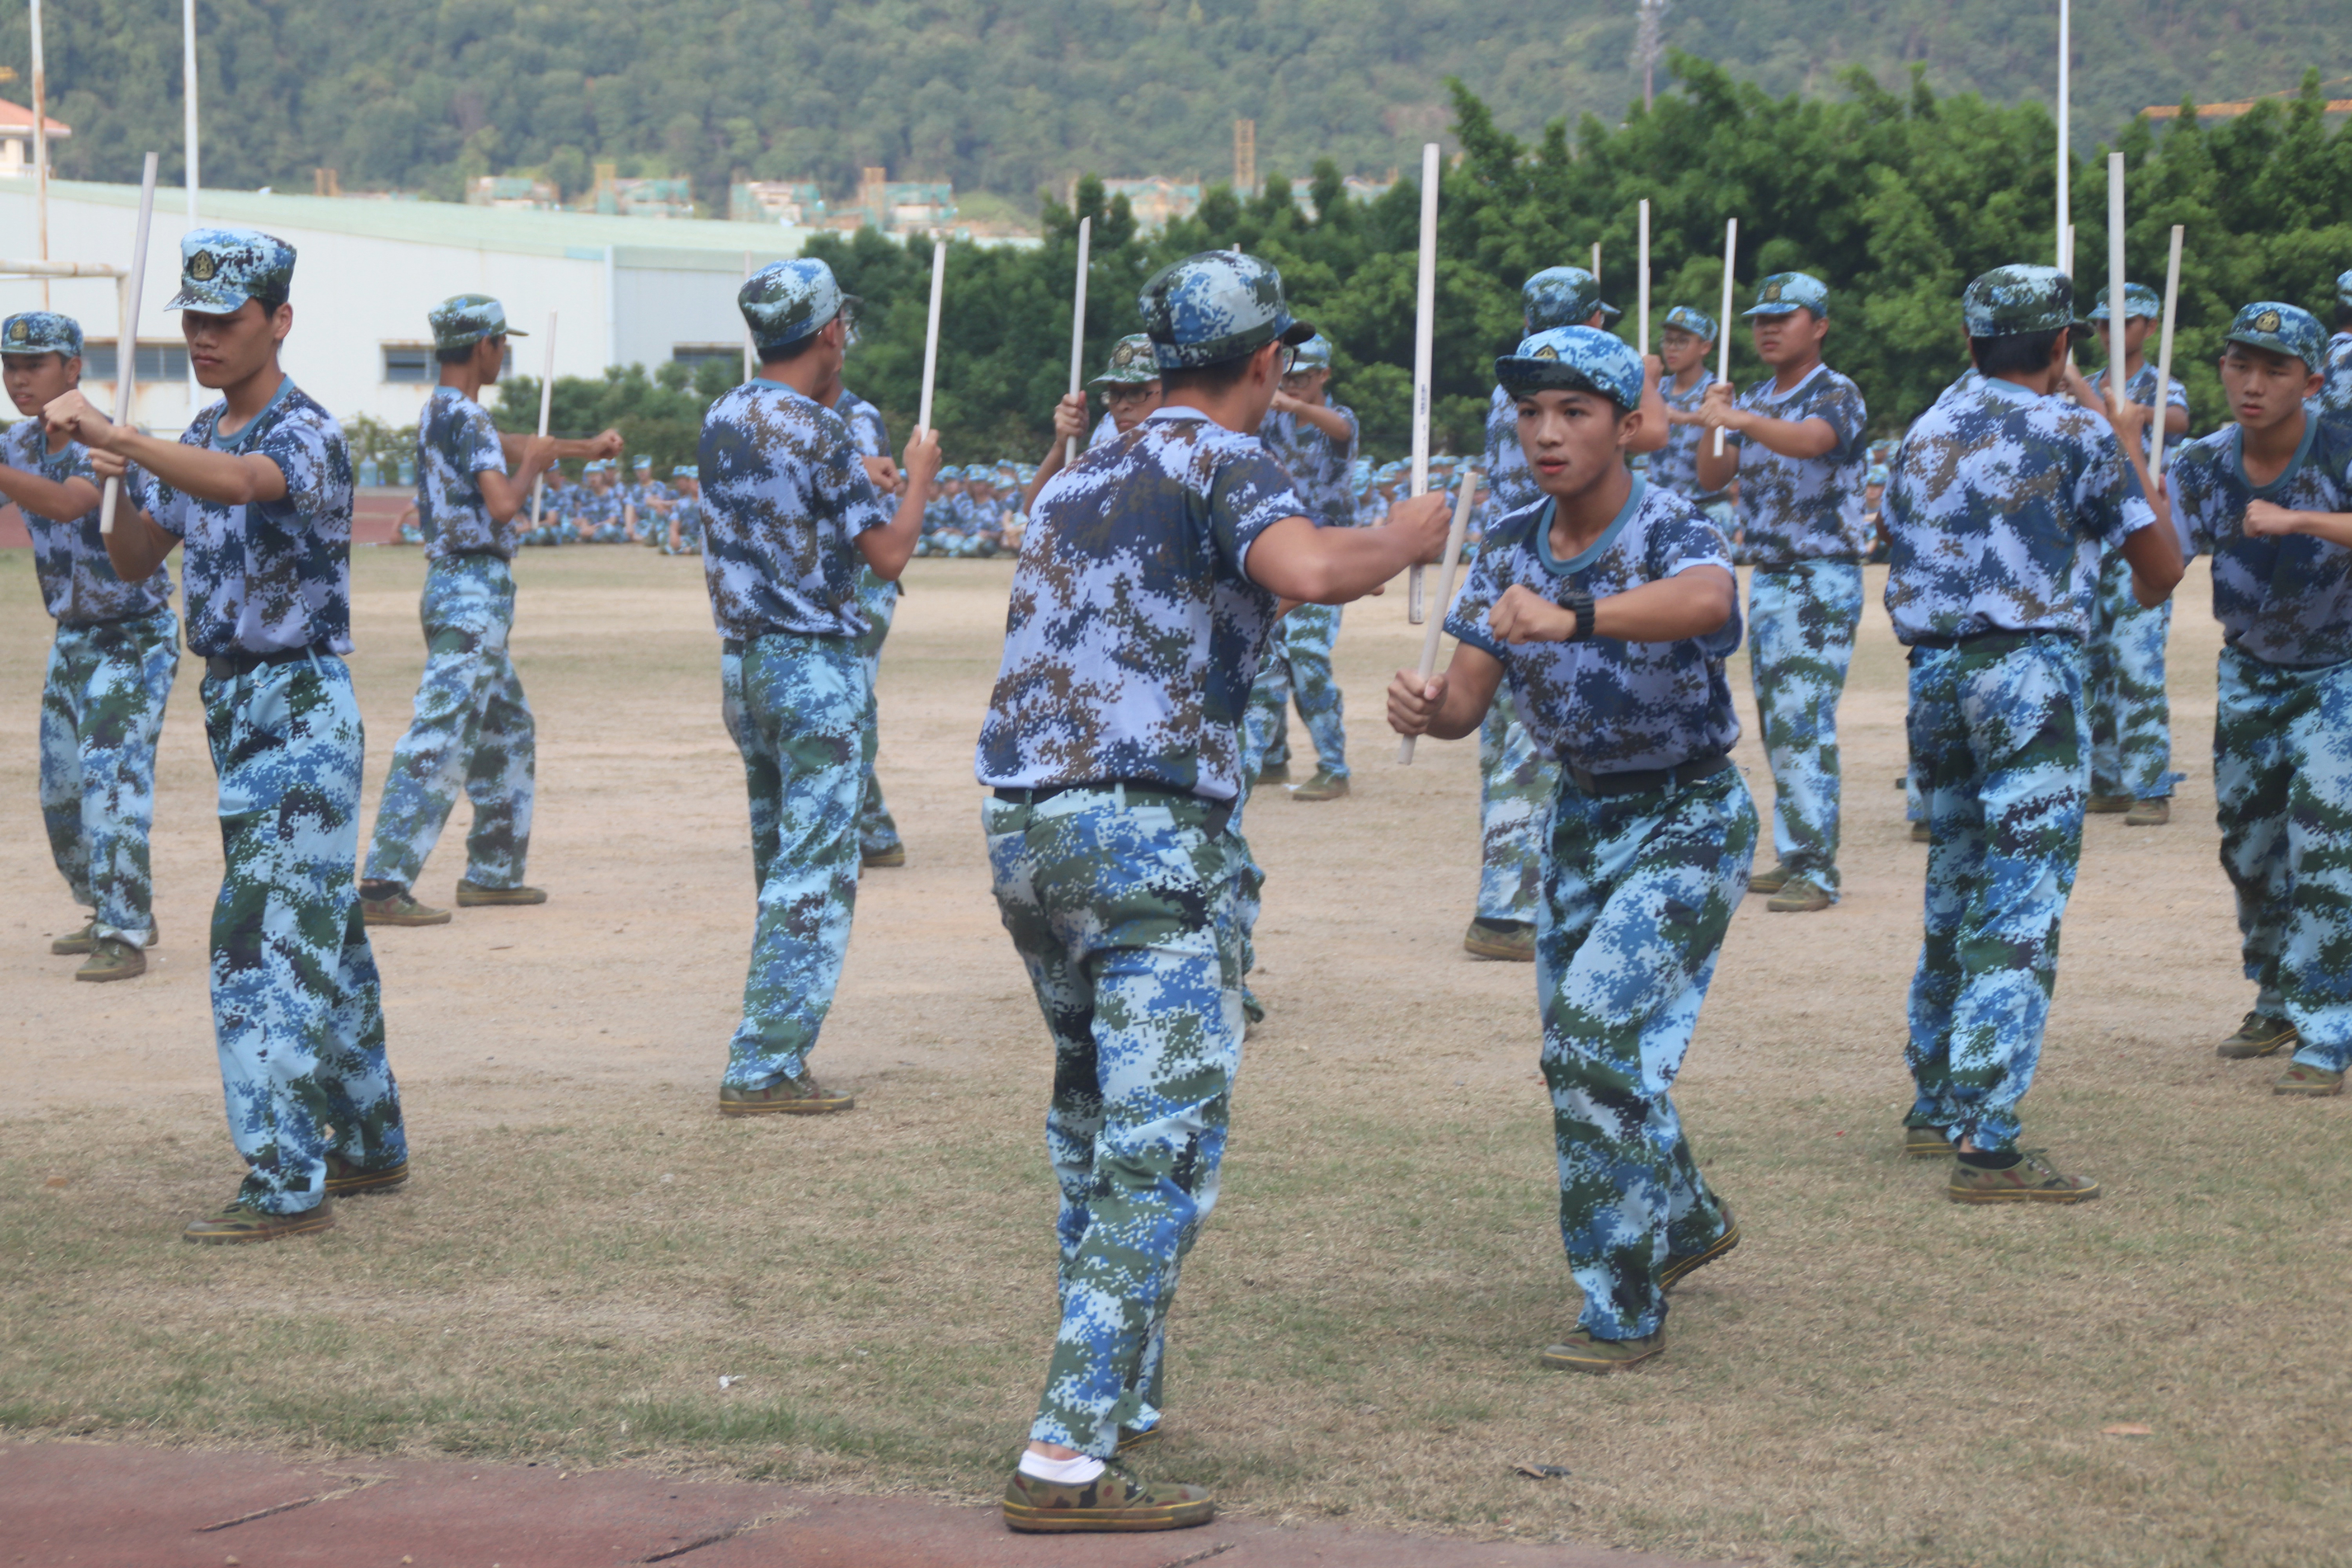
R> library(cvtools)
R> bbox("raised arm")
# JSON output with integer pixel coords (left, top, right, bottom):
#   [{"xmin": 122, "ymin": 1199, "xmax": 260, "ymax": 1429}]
[
  {"xmin": 853, "ymin": 428, "xmax": 944, "ymax": 581},
  {"xmin": 47, "ymin": 387, "xmax": 284, "ymax": 506},
  {"xmin": 1022, "ymin": 393, "xmax": 1088, "ymax": 512},
  {"xmin": 484, "ymin": 428, "xmax": 622, "ymax": 524},
  {"xmin": 0, "ymin": 457, "xmax": 101, "ymax": 524},
  {"xmin": 1243, "ymin": 490, "xmax": 1450, "ymax": 605}
]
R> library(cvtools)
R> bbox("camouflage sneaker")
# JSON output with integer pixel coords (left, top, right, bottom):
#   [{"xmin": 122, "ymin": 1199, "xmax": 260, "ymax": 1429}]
[
  {"xmin": 1254, "ymin": 759, "xmax": 1291, "ymax": 786},
  {"xmin": 1909, "ymin": 820, "xmax": 1930, "ymax": 843},
  {"xmin": 1290, "ymin": 768, "xmax": 1350, "ymax": 802},
  {"xmin": 861, "ymin": 845, "xmax": 907, "ymax": 868},
  {"xmin": 74, "ymin": 937, "xmax": 146, "ymax": 983},
  {"xmin": 2086, "ymin": 793, "xmax": 2133, "ymax": 814},
  {"xmin": 2216, "ymin": 1012, "xmax": 2297, "ymax": 1059},
  {"xmin": 361, "ymin": 889, "xmax": 452, "ymax": 926},
  {"xmin": 2124, "ymin": 797, "xmax": 2171, "ymax": 827},
  {"xmin": 455, "ymin": 880, "xmax": 547, "ymax": 907},
  {"xmin": 1463, "ymin": 918, "xmax": 1536, "ymax": 962},
  {"xmin": 2274, "ymin": 1063, "xmax": 2346, "ymax": 1097},
  {"xmin": 1539, "ymin": 1327, "xmax": 1664, "ymax": 1373},
  {"xmin": 324, "ymin": 1153, "xmax": 410, "ymax": 1197},
  {"xmin": 1947, "ymin": 1150, "xmax": 2099, "ymax": 1205},
  {"xmin": 718, "ymin": 1073, "xmax": 855, "ymax": 1116},
  {"xmin": 1659, "ymin": 1211, "xmax": 1739, "ymax": 1292},
  {"xmin": 1114, "ymin": 1424, "xmax": 1164, "ymax": 1455},
  {"xmin": 1748, "ymin": 863, "xmax": 1794, "ymax": 895},
  {"xmin": 1766, "ymin": 875, "xmax": 1833, "ymax": 913},
  {"xmin": 1002, "ymin": 1460, "xmax": 1214, "ymax": 1533},
  {"xmin": 183, "ymin": 1198, "xmax": 336, "ymax": 1245},
  {"xmin": 50, "ymin": 919, "xmax": 97, "ymax": 956},
  {"xmin": 1903, "ymin": 1123, "xmax": 1952, "ymax": 1159},
  {"xmin": 1241, "ymin": 989, "xmax": 1266, "ymax": 1025}
]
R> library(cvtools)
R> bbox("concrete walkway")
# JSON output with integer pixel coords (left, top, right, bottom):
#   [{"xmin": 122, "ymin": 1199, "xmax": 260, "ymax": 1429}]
[{"xmin": 1, "ymin": 1442, "xmax": 1729, "ymax": 1568}]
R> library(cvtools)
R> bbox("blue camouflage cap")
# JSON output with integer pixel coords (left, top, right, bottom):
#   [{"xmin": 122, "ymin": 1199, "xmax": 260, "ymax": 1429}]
[
  {"xmin": 1662, "ymin": 304, "xmax": 1718, "ymax": 342},
  {"xmin": 672, "ymin": 465, "xmax": 697, "ymax": 479},
  {"xmin": 1288, "ymin": 333, "xmax": 1334, "ymax": 370},
  {"xmin": 2336, "ymin": 269, "xmax": 2352, "ymax": 313},
  {"xmin": 1524, "ymin": 267, "xmax": 1619, "ymax": 331},
  {"xmin": 164, "ymin": 227, "xmax": 295, "ymax": 314},
  {"xmin": 1866, "ymin": 463, "xmax": 1890, "ymax": 487},
  {"xmin": 1494, "ymin": 325, "xmax": 1645, "ymax": 412},
  {"xmin": 1138, "ymin": 251, "xmax": 1315, "ymax": 369},
  {"xmin": 1743, "ymin": 272, "xmax": 1829, "ymax": 318},
  {"xmin": 1961, "ymin": 265, "xmax": 2084, "ymax": 337},
  {"xmin": 1088, "ymin": 333, "xmax": 1162, "ymax": 386},
  {"xmin": 428, "ymin": 293, "xmax": 526, "ymax": 351},
  {"xmin": 1, "ymin": 310, "xmax": 83, "ymax": 357},
  {"xmin": 739, "ymin": 258, "xmax": 846, "ymax": 353},
  {"xmin": 582, "ymin": 459, "xmax": 611, "ymax": 473},
  {"xmin": 2089, "ymin": 282, "xmax": 2163, "ymax": 322},
  {"xmin": 632, "ymin": 454, "xmax": 653, "ymax": 470},
  {"xmin": 2223, "ymin": 301, "xmax": 2326, "ymax": 371}
]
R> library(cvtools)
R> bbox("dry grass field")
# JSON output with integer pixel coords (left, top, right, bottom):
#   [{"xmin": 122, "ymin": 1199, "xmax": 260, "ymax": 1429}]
[{"xmin": 1, "ymin": 544, "xmax": 2346, "ymax": 1568}]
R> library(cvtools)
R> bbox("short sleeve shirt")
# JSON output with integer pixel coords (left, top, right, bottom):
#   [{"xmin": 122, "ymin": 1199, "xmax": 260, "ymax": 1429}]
[
  {"xmin": 1258, "ymin": 402, "xmax": 1360, "ymax": 528},
  {"xmin": 415, "ymin": 385, "xmax": 509, "ymax": 561},
  {"xmin": 1477, "ymin": 384, "xmax": 1539, "ymax": 533},
  {"xmin": 2172, "ymin": 415, "xmax": 2352, "ymax": 667},
  {"xmin": 9, "ymin": 420, "xmax": 172, "ymax": 624},
  {"xmin": 1726, "ymin": 363, "xmax": 1870, "ymax": 563},
  {"xmin": 1646, "ymin": 375, "xmax": 1719, "ymax": 504},
  {"xmin": 835, "ymin": 388, "xmax": 890, "ymax": 459},
  {"xmin": 1882, "ymin": 375, "xmax": 2154, "ymax": 646},
  {"xmin": 1445, "ymin": 475, "xmax": 1743, "ymax": 777},
  {"xmin": 135, "ymin": 381, "xmax": 355, "ymax": 658},
  {"xmin": 2319, "ymin": 334, "xmax": 2352, "ymax": 423},
  {"xmin": 2085, "ymin": 365, "xmax": 2189, "ymax": 462},
  {"xmin": 1088, "ymin": 411, "xmax": 1121, "ymax": 451},
  {"xmin": 697, "ymin": 378, "xmax": 890, "ymax": 640},
  {"xmin": 976, "ymin": 407, "xmax": 1309, "ymax": 802}
]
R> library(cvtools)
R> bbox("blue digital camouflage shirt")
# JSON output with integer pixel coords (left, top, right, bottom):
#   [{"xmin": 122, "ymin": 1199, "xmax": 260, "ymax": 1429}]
[
  {"xmin": 1477, "ymin": 384, "xmax": 1539, "ymax": 532},
  {"xmin": 573, "ymin": 486, "xmax": 618, "ymax": 532},
  {"xmin": 1259, "ymin": 402, "xmax": 1359, "ymax": 527},
  {"xmin": 1646, "ymin": 374, "xmax": 1718, "ymax": 503},
  {"xmin": 697, "ymin": 378, "xmax": 890, "ymax": 640},
  {"xmin": 2085, "ymin": 364, "xmax": 2189, "ymax": 462},
  {"xmin": 416, "ymin": 384, "xmax": 509, "ymax": 561},
  {"xmin": 2319, "ymin": 333, "xmax": 2352, "ymax": 423},
  {"xmin": 1446, "ymin": 475, "xmax": 1742, "ymax": 776},
  {"xmin": 1881, "ymin": 375, "xmax": 2154, "ymax": 646},
  {"xmin": 9, "ymin": 419, "xmax": 172, "ymax": 624},
  {"xmin": 1725, "ymin": 363, "xmax": 1870, "ymax": 563},
  {"xmin": 1089, "ymin": 411, "xmax": 1120, "ymax": 450},
  {"xmin": 836, "ymin": 387, "xmax": 889, "ymax": 459},
  {"xmin": 976, "ymin": 407, "xmax": 1310, "ymax": 802},
  {"xmin": 135, "ymin": 380, "xmax": 355, "ymax": 658},
  {"xmin": 2172, "ymin": 414, "xmax": 2352, "ymax": 667}
]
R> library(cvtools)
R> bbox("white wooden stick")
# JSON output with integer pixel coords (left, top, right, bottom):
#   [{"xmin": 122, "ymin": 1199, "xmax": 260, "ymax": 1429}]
[
  {"xmin": 2151, "ymin": 224, "xmax": 2184, "ymax": 476},
  {"xmin": 740, "ymin": 251, "xmax": 754, "ymax": 385},
  {"xmin": 2055, "ymin": 0, "xmax": 2069, "ymax": 271},
  {"xmin": 1407, "ymin": 142, "xmax": 1439, "ymax": 624},
  {"xmin": 1397, "ymin": 470, "xmax": 1479, "ymax": 765},
  {"xmin": 529, "ymin": 311, "xmax": 557, "ymax": 529},
  {"xmin": 2107, "ymin": 153, "xmax": 2127, "ymax": 417},
  {"xmin": 1636, "ymin": 200, "xmax": 1651, "ymax": 354},
  {"xmin": 1065, "ymin": 216, "xmax": 1091, "ymax": 465},
  {"xmin": 1591, "ymin": 240, "xmax": 1601, "ymax": 283},
  {"xmin": 1712, "ymin": 219, "xmax": 1737, "ymax": 457},
  {"xmin": 916, "ymin": 238, "xmax": 946, "ymax": 438},
  {"xmin": 98, "ymin": 152, "xmax": 159, "ymax": 537}
]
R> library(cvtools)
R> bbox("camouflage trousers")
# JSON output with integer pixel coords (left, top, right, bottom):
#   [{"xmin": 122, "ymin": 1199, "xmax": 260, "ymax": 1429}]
[
  {"xmin": 1542, "ymin": 765, "xmax": 1753, "ymax": 1341},
  {"xmin": 983, "ymin": 786, "xmax": 1245, "ymax": 1456},
  {"xmin": 1246, "ymin": 603, "xmax": 1348, "ymax": 778},
  {"xmin": 720, "ymin": 632, "xmax": 868, "ymax": 1089},
  {"xmin": 1903, "ymin": 636, "xmax": 2088, "ymax": 1153},
  {"xmin": 1478, "ymin": 685, "xmax": 1558, "ymax": 922},
  {"xmin": 202, "ymin": 655, "xmax": 405, "ymax": 1214},
  {"xmin": 1748, "ymin": 560, "xmax": 1863, "ymax": 895},
  {"xmin": 363, "ymin": 554, "xmax": 534, "ymax": 892},
  {"xmin": 2214, "ymin": 647, "xmax": 2352, "ymax": 1074},
  {"xmin": 2087, "ymin": 551, "xmax": 2179, "ymax": 802},
  {"xmin": 40, "ymin": 610, "xmax": 178, "ymax": 945},
  {"xmin": 853, "ymin": 570, "xmax": 903, "ymax": 859}
]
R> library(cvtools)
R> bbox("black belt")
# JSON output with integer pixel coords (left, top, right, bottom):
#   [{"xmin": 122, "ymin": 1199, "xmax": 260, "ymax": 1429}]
[
  {"xmin": 1564, "ymin": 752, "xmax": 1732, "ymax": 798},
  {"xmin": 1906, "ymin": 628, "xmax": 2077, "ymax": 658},
  {"xmin": 203, "ymin": 645, "xmax": 325, "ymax": 682},
  {"xmin": 992, "ymin": 779, "xmax": 1233, "ymax": 836},
  {"xmin": 438, "ymin": 546, "xmax": 511, "ymax": 562}
]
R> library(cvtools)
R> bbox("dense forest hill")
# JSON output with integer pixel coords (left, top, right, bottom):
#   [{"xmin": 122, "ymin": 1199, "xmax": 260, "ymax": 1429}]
[{"xmin": 6, "ymin": 0, "xmax": 2347, "ymax": 207}]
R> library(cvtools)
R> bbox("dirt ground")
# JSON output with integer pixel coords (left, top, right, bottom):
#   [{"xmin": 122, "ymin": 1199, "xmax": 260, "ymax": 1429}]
[{"xmin": 2, "ymin": 544, "xmax": 2347, "ymax": 1568}]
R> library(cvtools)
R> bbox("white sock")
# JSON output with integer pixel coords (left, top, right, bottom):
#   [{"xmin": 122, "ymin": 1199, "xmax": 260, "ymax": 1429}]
[{"xmin": 1017, "ymin": 1450, "xmax": 1106, "ymax": 1485}]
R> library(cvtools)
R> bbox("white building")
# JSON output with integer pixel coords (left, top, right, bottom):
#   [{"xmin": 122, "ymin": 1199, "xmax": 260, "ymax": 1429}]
[
  {"xmin": 0, "ymin": 99, "xmax": 69, "ymax": 180},
  {"xmin": 0, "ymin": 178, "xmax": 811, "ymax": 434}
]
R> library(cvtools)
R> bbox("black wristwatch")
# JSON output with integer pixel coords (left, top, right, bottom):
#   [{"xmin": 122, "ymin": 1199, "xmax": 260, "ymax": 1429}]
[{"xmin": 1564, "ymin": 589, "xmax": 1598, "ymax": 642}]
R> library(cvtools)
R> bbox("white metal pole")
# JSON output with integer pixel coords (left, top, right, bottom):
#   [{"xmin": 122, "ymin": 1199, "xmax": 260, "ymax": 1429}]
[
  {"xmin": 1712, "ymin": 219, "xmax": 1737, "ymax": 457},
  {"xmin": 2151, "ymin": 224, "xmax": 2184, "ymax": 476},
  {"xmin": 1636, "ymin": 200, "xmax": 1651, "ymax": 353},
  {"xmin": 1065, "ymin": 216, "xmax": 1091, "ymax": 465},
  {"xmin": 31, "ymin": 0, "xmax": 49, "ymax": 307},
  {"xmin": 1407, "ymin": 141, "xmax": 1439, "ymax": 624},
  {"xmin": 529, "ymin": 311, "xmax": 557, "ymax": 530},
  {"xmin": 916, "ymin": 238, "xmax": 946, "ymax": 437},
  {"xmin": 1397, "ymin": 470, "xmax": 1479, "ymax": 765},
  {"xmin": 2056, "ymin": 0, "xmax": 2069, "ymax": 271},
  {"xmin": 100, "ymin": 152, "xmax": 159, "ymax": 536},
  {"xmin": 2106, "ymin": 152, "xmax": 2127, "ymax": 416}
]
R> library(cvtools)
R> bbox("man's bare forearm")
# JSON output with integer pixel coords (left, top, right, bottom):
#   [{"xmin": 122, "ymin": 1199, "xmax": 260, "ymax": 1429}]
[{"xmin": 0, "ymin": 464, "xmax": 100, "ymax": 523}]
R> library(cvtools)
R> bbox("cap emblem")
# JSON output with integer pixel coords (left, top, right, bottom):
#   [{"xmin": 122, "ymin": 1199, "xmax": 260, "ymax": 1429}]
[
  {"xmin": 1761, "ymin": 281, "xmax": 1782, "ymax": 303},
  {"xmin": 2256, "ymin": 309, "xmax": 2283, "ymax": 333},
  {"xmin": 189, "ymin": 251, "xmax": 217, "ymax": 283},
  {"xmin": 1532, "ymin": 344, "xmax": 1560, "ymax": 360},
  {"xmin": 5, "ymin": 320, "xmax": 26, "ymax": 344}
]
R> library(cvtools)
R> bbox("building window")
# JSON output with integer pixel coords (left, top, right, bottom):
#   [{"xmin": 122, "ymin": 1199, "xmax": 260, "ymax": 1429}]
[
  {"xmin": 671, "ymin": 344, "xmax": 742, "ymax": 374},
  {"xmin": 383, "ymin": 345, "xmax": 434, "ymax": 383},
  {"xmin": 81, "ymin": 341, "xmax": 191, "ymax": 381}
]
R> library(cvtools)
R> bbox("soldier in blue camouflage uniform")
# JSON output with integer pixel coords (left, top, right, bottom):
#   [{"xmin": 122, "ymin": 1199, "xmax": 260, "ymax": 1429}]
[
  {"xmin": 698, "ymin": 259, "xmax": 940, "ymax": 1118},
  {"xmin": 1390, "ymin": 325, "xmax": 1750, "ymax": 1374},
  {"xmin": 626, "ymin": 454, "xmax": 671, "ymax": 546},
  {"xmin": 983, "ymin": 251, "xmax": 1448, "ymax": 1532},
  {"xmin": 662, "ymin": 465, "xmax": 703, "ymax": 555},
  {"xmin": 1025, "ymin": 336, "xmax": 1168, "ymax": 520},
  {"xmin": 5, "ymin": 310, "xmax": 178, "ymax": 982},
  {"xmin": 829, "ymin": 375, "xmax": 909, "ymax": 868},
  {"xmin": 581, "ymin": 460, "xmax": 628, "ymax": 542},
  {"xmin": 47, "ymin": 229, "xmax": 410, "ymax": 1242},
  {"xmin": 1696, "ymin": 273, "xmax": 1871, "ymax": 913},
  {"xmin": 358, "ymin": 295, "xmax": 621, "ymax": 927},
  {"xmin": 1882, "ymin": 265, "xmax": 2180, "ymax": 1197},
  {"xmin": 1247, "ymin": 334, "xmax": 1360, "ymax": 801},
  {"xmin": 2319, "ymin": 271, "xmax": 2352, "ymax": 422},
  {"xmin": 2169, "ymin": 303, "xmax": 2352, "ymax": 1097},
  {"xmin": 2077, "ymin": 282, "xmax": 2192, "ymax": 826},
  {"xmin": 1649, "ymin": 305, "xmax": 1723, "ymax": 509}
]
